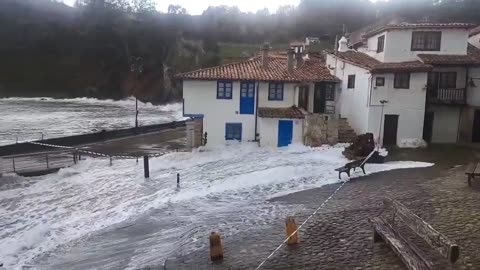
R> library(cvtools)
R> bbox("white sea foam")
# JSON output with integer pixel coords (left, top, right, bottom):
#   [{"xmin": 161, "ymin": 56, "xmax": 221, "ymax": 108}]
[
  {"xmin": 0, "ymin": 143, "xmax": 433, "ymax": 269},
  {"xmin": 0, "ymin": 97, "xmax": 185, "ymax": 145}
]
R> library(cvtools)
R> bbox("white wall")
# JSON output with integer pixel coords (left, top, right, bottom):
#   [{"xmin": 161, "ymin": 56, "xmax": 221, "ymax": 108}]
[
  {"xmin": 467, "ymin": 67, "xmax": 480, "ymax": 106},
  {"xmin": 258, "ymin": 82, "xmax": 297, "ymax": 108},
  {"xmin": 430, "ymin": 105, "xmax": 461, "ymax": 143},
  {"xmin": 368, "ymin": 72, "xmax": 428, "ymax": 144},
  {"xmin": 364, "ymin": 32, "xmax": 387, "ymax": 62},
  {"xmin": 326, "ymin": 54, "xmax": 370, "ymax": 134},
  {"xmin": 183, "ymin": 80, "xmax": 300, "ymax": 148},
  {"xmin": 183, "ymin": 80, "xmax": 256, "ymax": 147},
  {"xmin": 375, "ymin": 28, "xmax": 470, "ymax": 62},
  {"xmin": 469, "ymin": 33, "xmax": 480, "ymax": 49},
  {"xmin": 258, "ymin": 118, "xmax": 304, "ymax": 148}
]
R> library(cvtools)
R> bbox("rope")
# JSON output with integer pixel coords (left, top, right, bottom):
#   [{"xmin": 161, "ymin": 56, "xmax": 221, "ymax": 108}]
[
  {"xmin": 254, "ymin": 178, "xmax": 350, "ymax": 270},
  {"xmin": 27, "ymin": 141, "xmax": 172, "ymax": 159}
]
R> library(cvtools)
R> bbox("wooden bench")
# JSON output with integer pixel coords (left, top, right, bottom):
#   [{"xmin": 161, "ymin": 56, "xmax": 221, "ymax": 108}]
[
  {"xmin": 334, "ymin": 158, "xmax": 366, "ymax": 179},
  {"xmin": 369, "ymin": 197, "xmax": 460, "ymax": 270},
  {"xmin": 465, "ymin": 162, "xmax": 480, "ymax": 187}
]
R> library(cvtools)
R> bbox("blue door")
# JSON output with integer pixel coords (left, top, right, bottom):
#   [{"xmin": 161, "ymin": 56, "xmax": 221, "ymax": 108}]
[
  {"xmin": 278, "ymin": 120, "xmax": 293, "ymax": 147},
  {"xmin": 240, "ymin": 82, "xmax": 255, "ymax": 114}
]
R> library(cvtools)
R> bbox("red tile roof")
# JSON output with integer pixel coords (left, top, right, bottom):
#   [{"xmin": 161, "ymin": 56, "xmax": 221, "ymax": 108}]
[
  {"xmin": 258, "ymin": 106, "xmax": 305, "ymax": 119},
  {"xmin": 365, "ymin": 23, "xmax": 476, "ymax": 38},
  {"xmin": 417, "ymin": 54, "xmax": 477, "ymax": 65},
  {"xmin": 330, "ymin": 50, "xmax": 433, "ymax": 73},
  {"xmin": 176, "ymin": 56, "xmax": 339, "ymax": 82}
]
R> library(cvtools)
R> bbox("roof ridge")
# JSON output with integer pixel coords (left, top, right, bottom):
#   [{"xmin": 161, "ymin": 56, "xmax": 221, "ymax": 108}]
[{"xmin": 176, "ymin": 56, "xmax": 260, "ymax": 77}]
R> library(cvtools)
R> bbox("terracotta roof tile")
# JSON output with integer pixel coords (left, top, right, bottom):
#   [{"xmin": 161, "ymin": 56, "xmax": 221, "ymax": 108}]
[
  {"xmin": 330, "ymin": 50, "xmax": 433, "ymax": 73},
  {"xmin": 417, "ymin": 54, "xmax": 477, "ymax": 65},
  {"xmin": 176, "ymin": 56, "xmax": 339, "ymax": 82},
  {"xmin": 258, "ymin": 106, "xmax": 305, "ymax": 119},
  {"xmin": 365, "ymin": 23, "xmax": 475, "ymax": 38}
]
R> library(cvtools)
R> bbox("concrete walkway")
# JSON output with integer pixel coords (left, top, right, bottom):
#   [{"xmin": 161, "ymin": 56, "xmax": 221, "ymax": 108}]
[{"xmin": 162, "ymin": 145, "xmax": 480, "ymax": 270}]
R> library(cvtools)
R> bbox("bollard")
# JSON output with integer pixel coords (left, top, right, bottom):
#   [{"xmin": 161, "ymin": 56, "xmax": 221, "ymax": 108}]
[
  {"xmin": 109, "ymin": 156, "xmax": 113, "ymax": 166},
  {"xmin": 285, "ymin": 216, "xmax": 299, "ymax": 245},
  {"xmin": 143, "ymin": 155, "xmax": 149, "ymax": 178},
  {"xmin": 46, "ymin": 154, "xmax": 49, "ymax": 169},
  {"xmin": 209, "ymin": 232, "xmax": 223, "ymax": 261},
  {"xmin": 177, "ymin": 173, "xmax": 180, "ymax": 186}
]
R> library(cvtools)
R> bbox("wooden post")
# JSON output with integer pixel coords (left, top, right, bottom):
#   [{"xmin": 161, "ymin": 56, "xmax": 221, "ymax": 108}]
[
  {"xmin": 46, "ymin": 154, "xmax": 49, "ymax": 169},
  {"xmin": 177, "ymin": 173, "xmax": 180, "ymax": 186},
  {"xmin": 109, "ymin": 156, "xmax": 113, "ymax": 166},
  {"xmin": 12, "ymin": 157, "xmax": 15, "ymax": 172},
  {"xmin": 143, "ymin": 155, "xmax": 149, "ymax": 178},
  {"xmin": 285, "ymin": 216, "xmax": 299, "ymax": 245},
  {"xmin": 210, "ymin": 232, "xmax": 223, "ymax": 261}
]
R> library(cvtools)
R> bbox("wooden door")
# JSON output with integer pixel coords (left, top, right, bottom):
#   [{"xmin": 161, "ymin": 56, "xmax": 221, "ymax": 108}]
[
  {"xmin": 278, "ymin": 120, "xmax": 293, "ymax": 147},
  {"xmin": 423, "ymin": 111, "xmax": 434, "ymax": 143},
  {"xmin": 313, "ymin": 83, "xmax": 326, "ymax": 113},
  {"xmin": 473, "ymin": 110, "xmax": 480, "ymax": 143},
  {"xmin": 298, "ymin": 85, "xmax": 309, "ymax": 111},
  {"xmin": 383, "ymin": 115, "xmax": 399, "ymax": 146}
]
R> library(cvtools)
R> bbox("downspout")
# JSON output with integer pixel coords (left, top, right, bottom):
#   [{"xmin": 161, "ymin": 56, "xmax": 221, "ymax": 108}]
[
  {"xmin": 367, "ymin": 74, "xmax": 373, "ymax": 107},
  {"xmin": 254, "ymin": 81, "xmax": 260, "ymax": 142}
]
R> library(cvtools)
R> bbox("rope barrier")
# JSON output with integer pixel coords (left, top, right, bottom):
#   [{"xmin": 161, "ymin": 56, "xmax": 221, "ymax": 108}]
[
  {"xmin": 254, "ymin": 178, "xmax": 349, "ymax": 270},
  {"xmin": 27, "ymin": 141, "xmax": 172, "ymax": 159}
]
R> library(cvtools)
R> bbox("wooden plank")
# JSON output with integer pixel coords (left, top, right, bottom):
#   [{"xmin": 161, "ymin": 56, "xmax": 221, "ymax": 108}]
[
  {"xmin": 474, "ymin": 163, "xmax": 480, "ymax": 175},
  {"xmin": 384, "ymin": 197, "xmax": 460, "ymax": 263},
  {"xmin": 370, "ymin": 217, "xmax": 430, "ymax": 270},
  {"xmin": 465, "ymin": 163, "xmax": 476, "ymax": 175}
]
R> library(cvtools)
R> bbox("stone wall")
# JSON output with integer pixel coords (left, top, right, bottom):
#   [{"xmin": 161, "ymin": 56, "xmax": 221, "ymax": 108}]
[
  {"xmin": 186, "ymin": 118, "xmax": 204, "ymax": 149},
  {"xmin": 303, "ymin": 114, "xmax": 339, "ymax": 147}
]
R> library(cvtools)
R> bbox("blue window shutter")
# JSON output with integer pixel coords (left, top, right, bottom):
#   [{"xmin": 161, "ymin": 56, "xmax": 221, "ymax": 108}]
[
  {"xmin": 225, "ymin": 123, "xmax": 242, "ymax": 141},
  {"xmin": 217, "ymin": 80, "xmax": 233, "ymax": 99}
]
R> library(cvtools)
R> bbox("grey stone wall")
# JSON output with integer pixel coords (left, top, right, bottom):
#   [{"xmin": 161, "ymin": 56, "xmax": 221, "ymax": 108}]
[{"xmin": 303, "ymin": 114, "xmax": 339, "ymax": 146}]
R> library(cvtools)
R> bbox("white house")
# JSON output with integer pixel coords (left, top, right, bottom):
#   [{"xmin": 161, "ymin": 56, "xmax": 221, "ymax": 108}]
[
  {"xmin": 177, "ymin": 44, "xmax": 340, "ymax": 148},
  {"xmin": 326, "ymin": 22, "xmax": 480, "ymax": 146}
]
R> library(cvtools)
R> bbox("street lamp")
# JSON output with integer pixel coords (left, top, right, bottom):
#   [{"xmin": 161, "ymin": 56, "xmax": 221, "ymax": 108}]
[{"xmin": 129, "ymin": 56, "xmax": 144, "ymax": 129}]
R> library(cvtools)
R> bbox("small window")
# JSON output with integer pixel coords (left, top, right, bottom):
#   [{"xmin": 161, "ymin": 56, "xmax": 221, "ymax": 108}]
[
  {"xmin": 217, "ymin": 80, "xmax": 233, "ymax": 99},
  {"xmin": 411, "ymin": 31, "xmax": 441, "ymax": 51},
  {"xmin": 377, "ymin": 35, "xmax": 385, "ymax": 53},
  {"xmin": 325, "ymin": 83, "xmax": 335, "ymax": 101},
  {"xmin": 268, "ymin": 82, "xmax": 284, "ymax": 100},
  {"xmin": 376, "ymin": 77, "xmax": 385, "ymax": 87},
  {"xmin": 347, "ymin": 75, "xmax": 356, "ymax": 89},
  {"xmin": 439, "ymin": 72, "xmax": 456, "ymax": 89},
  {"xmin": 225, "ymin": 123, "xmax": 242, "ymax": 141},
  {"xmin": 394, "ymin": 73, "xmax": 410, "ymax": 89}
]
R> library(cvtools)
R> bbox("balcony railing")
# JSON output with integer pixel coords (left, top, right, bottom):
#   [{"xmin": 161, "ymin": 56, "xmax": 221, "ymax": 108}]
[{"xmin": 427, "ymin": 88, "xmax": 466, "ymax": 105}]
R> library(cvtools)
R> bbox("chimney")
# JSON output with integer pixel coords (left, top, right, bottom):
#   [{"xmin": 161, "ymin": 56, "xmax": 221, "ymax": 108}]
[
  {"xmin": 295, "ymin": 51, "xmax": 304, "ymax": 68},
  {"xmin": 261, "ymin": 43, "xmax": 270, "ymax": 69},
  {"xmin": 287, "ymin": 49, "xmax": 294, "ymax": 73},
  {"xmin": 338, "ymin": 36, "xmax": 348, "ymax": 53}
]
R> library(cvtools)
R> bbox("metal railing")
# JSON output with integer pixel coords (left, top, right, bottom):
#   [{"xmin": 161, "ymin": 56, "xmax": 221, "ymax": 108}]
[
  {"xmin": 428, "ymin": 88, "xmax": 466, "ymax": 104},
  {"xmin": 0, "ymin": 150, "xmax": 76, "ymax": 176}
]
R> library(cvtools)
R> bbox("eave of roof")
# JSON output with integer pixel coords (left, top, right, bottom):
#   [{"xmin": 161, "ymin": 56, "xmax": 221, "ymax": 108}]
[
  {"xmin": 364, "ymin": 23, "xmax": 476, "ymax": 38},
  {"xmin": 258, "ymin": 106, "xmax": 305, "ymax": 119}
]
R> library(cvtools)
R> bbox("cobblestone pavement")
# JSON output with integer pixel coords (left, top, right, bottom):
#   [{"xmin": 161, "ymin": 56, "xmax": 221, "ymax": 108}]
[{"xmin": 156, "ymin": 145, "xmax": 480, "ymax": 270}]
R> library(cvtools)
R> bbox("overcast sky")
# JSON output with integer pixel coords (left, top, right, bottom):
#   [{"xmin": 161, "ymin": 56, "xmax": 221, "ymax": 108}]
[{"xmin": 63, "ymin": 0, "xmax": 378, "ymax": 15}]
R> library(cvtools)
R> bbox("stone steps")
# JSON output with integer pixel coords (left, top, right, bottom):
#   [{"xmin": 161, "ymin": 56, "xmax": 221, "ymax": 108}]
[{"xmin": 337, "ymin": 119, "xmax": 356, "ymax": 143}]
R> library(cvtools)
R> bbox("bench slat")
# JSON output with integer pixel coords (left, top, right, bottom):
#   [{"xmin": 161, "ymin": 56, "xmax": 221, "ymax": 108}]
[
  {"xmin": 370, "ymin": 217, "xmax": 430, "ymax": 270},
  {"xmin": 474, "ymin": 163, "xmax": 480, "ymax": 175},
  {"xmin": 465, "ymin": 163, "xmax": 477, "ymax": 175},
  {"xmin": 384, "ymin": 197, "xmax": 459, "ymax": 263}
]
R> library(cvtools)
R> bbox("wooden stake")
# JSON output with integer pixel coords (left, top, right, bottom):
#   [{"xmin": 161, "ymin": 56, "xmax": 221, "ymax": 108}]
[
  {"xmin": 209, "ymin": 232, "xmax": 223, "ymax": 261},
  {"xmin": 285, "ymin": 216, "xmax": 299, "ymax": 245}
]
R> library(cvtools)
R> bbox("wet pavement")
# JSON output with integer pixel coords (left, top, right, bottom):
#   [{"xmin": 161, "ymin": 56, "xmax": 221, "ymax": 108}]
[{"xmin": 163, "ymin": 145, "xmax": 480, "ymax": 270}]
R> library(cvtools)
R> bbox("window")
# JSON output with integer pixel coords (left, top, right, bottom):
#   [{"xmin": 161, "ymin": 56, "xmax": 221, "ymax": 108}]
[
  {"xmin": 411, "ymin": 31, "xmax": 441, "ymax": 51},
  {"xmin": 394, "ymin": 73, "xmax": 410, "ymax": 89},
  {"xmin": 377, "ymin": 35, "xmax": 385, "ymax": 53},
  {"xmin": 217, "ymin": 80, "xmax": 233, "ymax": 99},
  {"xmin": 325, "ymin": 83, "xmax": 335, "ymax": 101},
  {"xmin": 376, "ymin": 77, "xmax": 385, "ymax": 87},
  {"xmin": 268, "ymin": 82, "xmax": 284, "ymax": 100},
  {"xmin": 439, "ymin": 72, "xmax": 457, "ymax": 89},
  {"xmin": 347, "ymin": 75, "xmax": 356, "ymax": 89},
  {"xmin": 225, "ymin": 123, "xmax": 242, "ymax": 141}
]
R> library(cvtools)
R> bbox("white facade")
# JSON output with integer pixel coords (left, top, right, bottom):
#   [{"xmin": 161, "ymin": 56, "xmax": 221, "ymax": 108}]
[
  {"xmin": 258, "ymin": 118, "xmax": 304, "ymax": 148},
  {"xmin": 364, "ymin": 28, "xmax": 470, "ymax": 62},
  {"xmin": 183, "ymin": 80, "xmax": 304, "ymax": 148}
]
